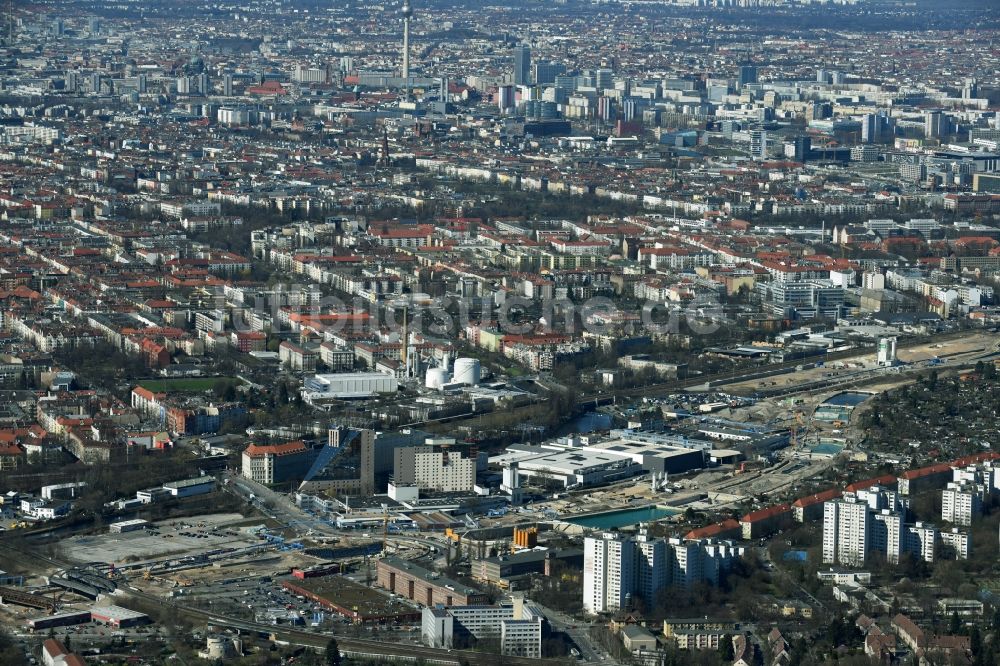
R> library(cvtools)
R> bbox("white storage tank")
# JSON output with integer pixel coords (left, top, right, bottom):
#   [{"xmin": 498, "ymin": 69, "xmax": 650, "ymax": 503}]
[
  {"xmin": 452, "ymin": 358, "xmax": 481, "ymax": 386},
  {"xmin": 204, "ymin": 636, "xmax": 234, "ymax": 659},
  {"xmin": 425, "ymin": 367, "xmax": 450, "ymax": 390}
]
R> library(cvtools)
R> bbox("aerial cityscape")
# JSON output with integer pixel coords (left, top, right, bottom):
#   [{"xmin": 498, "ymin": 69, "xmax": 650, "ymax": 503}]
[{"xmin": 0, "ymin": 0, "xmax": 999, "ymax": 664}]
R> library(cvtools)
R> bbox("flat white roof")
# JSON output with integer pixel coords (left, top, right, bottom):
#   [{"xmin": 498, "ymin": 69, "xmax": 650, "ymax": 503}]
[
  {"xmin": 109, "ymin": 518, "xmax": 148, "ymax": 527},
  {"xmin": 90, "ymin": 605, "xmax": 148, "ymax": 621},
  {"xmin": 516, "ymin": 449, "xmax": 633, "ymax": 474}
]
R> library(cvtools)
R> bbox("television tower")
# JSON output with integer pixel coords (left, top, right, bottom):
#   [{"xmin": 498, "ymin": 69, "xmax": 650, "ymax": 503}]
[{"xmin": 401, "ymin": 0, "xmax": 413, "ymax": 101}]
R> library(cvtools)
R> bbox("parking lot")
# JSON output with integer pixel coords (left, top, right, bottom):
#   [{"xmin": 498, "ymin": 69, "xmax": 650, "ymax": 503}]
[
  {"xmin": 182, "ymin": 573, "xmax": 423, "ymax": 638},
  {"xmin": 58, "ymin": 514, "xmax": 263, "ymax": 565}
]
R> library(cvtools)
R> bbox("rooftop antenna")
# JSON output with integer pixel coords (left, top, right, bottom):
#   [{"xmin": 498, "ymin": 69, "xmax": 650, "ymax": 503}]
[{"xmin": 401, "ymin": 0, "xmax": 413, "ymax": 101}]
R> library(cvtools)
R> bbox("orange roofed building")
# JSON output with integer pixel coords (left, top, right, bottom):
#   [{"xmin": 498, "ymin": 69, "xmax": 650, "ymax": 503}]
[
  {"xmin": 241, "ymin": 440, "xmax": 314, "ymax": 485},
  {"xmin": 740, "ymin": 503, "xmax": 793, "ymax": 540}
]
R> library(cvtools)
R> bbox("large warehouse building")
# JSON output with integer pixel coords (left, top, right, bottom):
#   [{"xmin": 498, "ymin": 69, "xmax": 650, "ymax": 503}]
[
  {"xmin": 491, "ymin": 429, "xmax": 709, "ymax": 488},
  {"xmin": 89, "ymin": 605, "xmax": 150, "ymax": 628},
  {"xmin": 302, "ymin": 372, "xmax": 398, "ymax": 401},
  {"xmin": 377, "ymin": 557, "xmax": 489, "ymax": 607}
]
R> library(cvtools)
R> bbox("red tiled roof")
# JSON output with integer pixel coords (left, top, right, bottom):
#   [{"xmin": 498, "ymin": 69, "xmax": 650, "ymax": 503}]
[
  {"xmin": 741, "ymin": 503, "xmax": 791, "ymax": 523},
  {"xmin": 792, "ymin": 488, "xmax": 842, "ymax": 508},
  {"xmin": 244, "ymin": 440, "xmax": 307, "ymax": 458},
  {"xmin": 845, "ymin": 474, "xmax": 897, "ymax": 493},
  {"xmin": 899, "ymin": 463, "xmax": 950, "ymax": 480},
  {"xmin": 684, "ymin": 518, "xmax": 740, "ymax": 540}
]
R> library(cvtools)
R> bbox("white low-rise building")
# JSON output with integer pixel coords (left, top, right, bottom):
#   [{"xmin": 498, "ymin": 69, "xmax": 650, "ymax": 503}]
[
  {"xmin": 302, "ymin": 372, "xmax": 398, "ymax": 400},
  {"xmin": 422, "ymin": 598, "xmax": 543, "ymax": 658}
]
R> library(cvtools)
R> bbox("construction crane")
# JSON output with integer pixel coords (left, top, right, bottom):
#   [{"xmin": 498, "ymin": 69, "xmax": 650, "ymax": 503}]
[
  {"xmin": 381, "ymin": 503, "xmax": 390, "ymax": 555},
  {"xmin": 790, "ymin": 411, "xmax": 810, "ymax": 449}
]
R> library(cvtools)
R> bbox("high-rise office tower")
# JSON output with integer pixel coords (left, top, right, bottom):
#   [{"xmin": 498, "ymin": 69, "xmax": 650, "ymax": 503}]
[
  {"xmin": 750, "ymin": 129, "xmax": 768, "ymax": 160},
  {"xmin": 532, "ymin": 62, "xmax": 565, "ymax": 86},
  {"xmin": 792, "ymin": 135, "xmax": 811, "ymax": 162},
  {"xmin": 553, "ymin": 74, "xmax": 576, "ymax": 94},
  {"xmin": 861, "ymin": 113, "xmax": 878, "ymax": 144},
  {"xmin": 513, "ymin": 45, "xmax": 531, "ymax": 86},
  {"xmin": 925, "ymin": 110, "xmax": 946, "ymax": 138},
  {"xmin": 739, "ymin": 64, "xmax": 757, "ymax": 88},
  {"xmin": 594, "ymin": 68, "xmax": 614, "ymax": 92},
  {"xmin": 223, "ymin": 74, "xmax": 233, "ymax": 97},
  {"xmin": 497, "ymin": 85, "xmax": 515, "ymax": 113},
  {"xmin": 583, "ymin": 533, "xmax": 636, "ymax": 614}
]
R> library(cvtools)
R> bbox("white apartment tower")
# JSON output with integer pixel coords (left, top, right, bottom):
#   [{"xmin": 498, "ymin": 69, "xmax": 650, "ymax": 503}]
[
  {"xmin": 824, "ymin": 498, "xmax": 870, "ymax": 566},
  {"xmin": 940, "ymin": 529, "xmax": 970, "ymax": 560},
  {"xmin": 942, "ymin": 482, "xmax": 983, "ymax": 527},
  {"xmin": 669, "ymin": 538, "xmax": 704, "ymax": 591},
  {"xmin": 583, "ymin": 533, "xmax": 636, "ymax": 614},
  {"xmin": 635, "ymin": 530, "xmax": 668, "ymax": 605},
  {"xmin": 871, "ymin": 510, "xmax": 904, "ymax": 565},
  {"xmin": 907, "ymin": 523, "xmax": 938, "ymax": 563}
]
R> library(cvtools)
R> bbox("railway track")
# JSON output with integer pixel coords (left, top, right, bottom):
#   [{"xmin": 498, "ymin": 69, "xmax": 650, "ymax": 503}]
[{"xmin": 0, "ymin": 540, "xmax": 561, "ymax": 665}]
